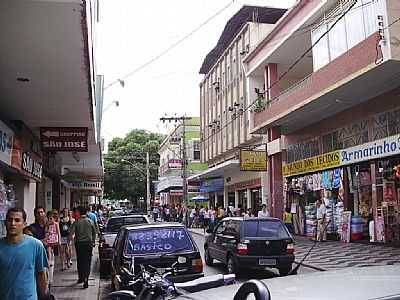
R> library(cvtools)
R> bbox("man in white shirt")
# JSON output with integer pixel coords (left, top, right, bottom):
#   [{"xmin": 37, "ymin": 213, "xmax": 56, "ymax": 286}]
[
  {"xmin": 316, "ymin": 199, "xmax": 327, "ymax": 241},
  {"xmin": 257, "ymin": 204, "xmax": 270, "ymax": 218}
]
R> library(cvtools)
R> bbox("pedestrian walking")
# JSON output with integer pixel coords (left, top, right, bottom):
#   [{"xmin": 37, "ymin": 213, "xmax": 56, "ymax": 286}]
[
  {"xmin": 283, "ymin": 207, "xmax": 294, "ymax": 234},
  {"xmin": 0, "ymin": 208, "xmax": 49, "ymax": 300},
  {"xmin": 69, "ymin": 206, "xmax": 97, "ymax": 289},
  {"xmin": 29, "ymin": 206, "xmax": 47, "ymax": 242},
  {"xmin": 60, "ymin": 208, "xmax": 73, "ymax": 270},
  {"xmin": 45, "ymin": 211, "xmax": 61, "ymax": 288},
  {"xmin": 258, "ymin": 204, "xmax": 270, "ymax": 218},
  {"xmin": 204, "ymin": 207, "xmax": 210, "ymax": 230}
]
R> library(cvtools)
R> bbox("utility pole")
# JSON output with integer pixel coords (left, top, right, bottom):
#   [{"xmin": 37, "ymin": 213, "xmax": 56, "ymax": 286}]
[
  {"xmin": 146, "ymin": 151, "xmax": 151, "ymax": 214},
  {"xmin": 160, "ymin": 116, "xmax": 192, "ymax": 214}
]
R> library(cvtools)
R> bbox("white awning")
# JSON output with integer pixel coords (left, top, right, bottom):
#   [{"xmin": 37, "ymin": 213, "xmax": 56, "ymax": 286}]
[{"xmin": 188, "ymin": 159, "xmax": 239, "ymax": 181}]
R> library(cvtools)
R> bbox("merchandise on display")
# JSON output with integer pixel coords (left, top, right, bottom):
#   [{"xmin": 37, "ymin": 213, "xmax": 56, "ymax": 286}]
[{"xmin": 0, "ymin": 183, "xmax": 16, "ymax": 238}]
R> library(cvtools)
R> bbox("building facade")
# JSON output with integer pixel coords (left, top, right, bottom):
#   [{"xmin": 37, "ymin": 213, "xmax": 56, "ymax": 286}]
[
  {"xmin": 195, "ymin": 6, "xmax": 286, "ymax": 212},
  {"xmin": 244, "ymin": 0, "xmax": 400, "ymax": 243},
  {"xmin": 157, "ymin": 117, "xmax": 207, "ymax": 207},
  {"xmin": 0, "ymin": 0, "xmax": 103, "ymax": 236}
]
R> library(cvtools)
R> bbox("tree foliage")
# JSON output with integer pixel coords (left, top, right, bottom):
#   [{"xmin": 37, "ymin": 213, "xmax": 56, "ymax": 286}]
[{"xmin": 103, "ymin": 129, "xmax": 165, "ymax": 203}]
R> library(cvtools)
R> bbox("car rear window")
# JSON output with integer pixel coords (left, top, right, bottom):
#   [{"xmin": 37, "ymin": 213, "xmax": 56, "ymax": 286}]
[
  {"xmin": 124, "ymin": 227, "xmax": 194, "ymax": 256},
  {"xmin": 243, "ymin": 220, "xmax": 290, "ymax": 239},
  {"xmin": 107, "ymin": 217, "xmax": 147, "ymax": 232}
]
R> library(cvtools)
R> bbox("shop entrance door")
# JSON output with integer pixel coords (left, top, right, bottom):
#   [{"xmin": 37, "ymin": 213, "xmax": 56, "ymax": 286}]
[
  {"xmin": 251, "ymin": 188, "xmax": 261, "ymax": 213},
  {"xmin": 228, "ymin": 192, "xmax": 235, "ymax": 208}
]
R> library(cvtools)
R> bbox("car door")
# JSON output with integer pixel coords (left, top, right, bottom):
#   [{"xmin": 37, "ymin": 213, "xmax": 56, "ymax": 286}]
[
  {"xmin": 211, "ymin": 220, "xmax": 228, "ymax": 262},
  {"xmin": 111, "ymin": 228, "xmax": 126, "ymax": 277},
  {"xmin": 219, "ymin": 221, "xmax": 238, "ymax": 263}
]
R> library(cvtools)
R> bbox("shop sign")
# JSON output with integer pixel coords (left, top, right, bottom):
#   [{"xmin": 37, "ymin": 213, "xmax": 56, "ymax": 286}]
[
  {"xmin": 170, "ymin": 189, "xmax": 183, "ymax": 196},
  {"xmin": 67, "ymin": 181, "xmax": 102, "ymax": 191},
  {"xmin": 340, "ymin": 133, "xmax": 400, "ymax": 166},
  {"xmin": 40, "ymin": 127, "xmax": 88, "ymax": 152},
  {"xmin": 168, "ymin": 159, "xmax": 182, "ymax": 169},
  {"xmin": 200, "ymin": 178, "xmax": 224, "ymax": 193},
  {"xmin": 283, "ymin": 151, "xmax": 341, "ymax": 177},
  {"xmin": 21, "ymin": 152, "xmax": 43, "ymax": 180},
  {"xmin": 0, "ymin": 120, "xmax": 13, "ymax": 166},
  {"xmin": 240, "ymin": 150, "xmax": 267, "ymax": 171}
]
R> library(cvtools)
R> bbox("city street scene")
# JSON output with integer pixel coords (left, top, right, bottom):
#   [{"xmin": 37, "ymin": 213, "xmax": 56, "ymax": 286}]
[{"xmin": 1, "ymin": 0, "xmax": 400, "ymax": 299}]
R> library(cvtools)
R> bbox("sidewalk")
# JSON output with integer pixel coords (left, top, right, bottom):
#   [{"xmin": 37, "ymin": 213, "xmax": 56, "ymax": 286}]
[
  {"xmin": 51, "ymin": 247, "xmax": 101, "ymax": 300},
  {"xmin": 188, "ymin": 228, "xmax": 400, "ymax": 271}
]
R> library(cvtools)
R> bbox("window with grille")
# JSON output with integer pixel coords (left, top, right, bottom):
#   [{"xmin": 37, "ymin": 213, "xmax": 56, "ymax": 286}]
[
  {"xmin": 287, "ymin": 139, "xmax": 320, "ymax": 163},
  {"xmin": 322, "ymin": 120, "xmax": 368, "ymax": 152},
  {"xmin": 373, "ymin": 108, "xmax": 400, "ymax": 140}
]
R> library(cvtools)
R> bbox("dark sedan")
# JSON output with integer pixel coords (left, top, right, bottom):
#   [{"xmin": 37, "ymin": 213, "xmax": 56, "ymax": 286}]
[
  {"xmin": 99, "ymin": 214, "xmax": 149, "ymax": 277},
  {"xmin": 111, "ymin": 223, "xmax": 204, "ymax": 291}
]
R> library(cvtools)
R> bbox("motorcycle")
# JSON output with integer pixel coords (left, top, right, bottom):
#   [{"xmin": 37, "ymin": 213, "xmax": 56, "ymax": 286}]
[{"xmin": 108, "ymin": 256, "xmax": 235, "ymax": 300}]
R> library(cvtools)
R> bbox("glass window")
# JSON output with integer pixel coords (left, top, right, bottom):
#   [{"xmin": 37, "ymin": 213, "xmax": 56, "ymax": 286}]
[
  {"xmin": 107, "ymin": 218, "xmax": 124, "ymax": 233},
  {"xmin": 345, "ymin": 1, "xmax": 365, "ymax": 49},
  {"xmin": 312, "ymin": 23, "xmax": 330, "ymax": 71},
  {"xmin": 124, "ymin": 227, "xmax": 194, "ymax": 256},
  {"xmin": 243, "ymin": 220, "xmax": 290, "ymax": 239},
  {"xmin": 193, "ymin": 140, "xmax": 200, "ymax": 161},
  {"xmin": 328, "ymin": 17, "xmax": 347, "ymax": 60}
]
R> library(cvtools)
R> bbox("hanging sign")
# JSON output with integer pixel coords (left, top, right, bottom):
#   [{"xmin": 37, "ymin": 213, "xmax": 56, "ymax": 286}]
[
  {"xmin": 240, "ymin": 150, "xmax": 267, "ymax": 171},
  {"xmin": 0, "ymin": 120, "xmax": 14, "ymax": 166},
  {"xmin": 66, "ymin": 181, "xmax": 102, "ymax": 191},
  {"xmin": 283, "ymin": 151, "xmax": 341, "ymax": 177},
  {"xmin": 40, "ymin": 127, "xmax": 88, "ymax": 152},
  {"xmin": 21, "ymin": 152, "xmax": 43, "ymax": 180}
]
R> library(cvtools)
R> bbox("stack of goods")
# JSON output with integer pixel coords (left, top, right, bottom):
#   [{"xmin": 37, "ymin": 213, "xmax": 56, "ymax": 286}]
[
  {"xmin": 305, "ymin": 203, "xmax": 317, "ymax": 239},
  {"xmin": 351, "ymin": 216, "xmax": 364, "ymax": 241},
  {"xmin": 335, "ymin": 201, "xmax": 345, "ymax": 236}
]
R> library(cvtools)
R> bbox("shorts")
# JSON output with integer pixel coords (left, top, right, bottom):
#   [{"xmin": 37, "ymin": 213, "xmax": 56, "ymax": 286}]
[{"xmin": 61, "ymin": 237, "xmax": 69, "ymax": 245}]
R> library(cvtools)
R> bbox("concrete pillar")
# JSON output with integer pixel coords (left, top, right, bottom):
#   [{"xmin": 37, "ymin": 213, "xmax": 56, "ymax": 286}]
[
  {"xmin": 65, "ymin": 187, "xmax": 71, "ymax": 209},
  {"xmin": 246, "ymin": 188, "xmax": 252, "ymax": 211},
  {"xmin": 265, "ymin": 63, "xmax": 279, "ymax": 100},
  {"xmin": 267, "ymin": 127, "xmax": 284, "ymax": 219},
  {"xmin": 24, "ymin": 181, "xmax": 37, "ymax": 224},
  {"xmin": 223, "ymin": 187, "xmax": 229, "ymax": 209},
  {"xmin": 261, "ymin": 171, "xmax": 268, "ymax": 205},
  {"xmin": 235, "ymin": 191, "xmax": 239, "ymax": 209},
  {"xmin": 214, "ymin": 193, "xmax": 218, "ymax": 207},
  {"xmin": 45, "ymin": 178, "xmax": 53, "ymax": 212}
]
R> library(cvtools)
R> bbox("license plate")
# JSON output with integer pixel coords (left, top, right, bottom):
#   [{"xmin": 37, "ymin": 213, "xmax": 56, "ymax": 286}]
[{"xmin": 259, "ymin": 259, "xmax": 276, "ymax": 266}]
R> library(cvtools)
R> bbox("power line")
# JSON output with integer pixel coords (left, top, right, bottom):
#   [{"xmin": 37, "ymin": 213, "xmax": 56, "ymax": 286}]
[
  {"xmin": 200, "ymin": 0, "xmax": 383, "ymax": 145},
  {"xmin": 104, "ymin": 0, "xmax": 236, "ymax": 90}
]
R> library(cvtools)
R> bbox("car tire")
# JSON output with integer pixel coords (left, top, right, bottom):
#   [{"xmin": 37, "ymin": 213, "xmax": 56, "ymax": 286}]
[
  {"xmin": 226, "ymin": 255, "xmax": 239, "ymax": 275},
  {"xmin": 278, "ymin": 265, "xmax": 292, "ymax": 276},
  {"xmin": 205, "ymin": 248, "xmax": 214, "ymax": 266}
]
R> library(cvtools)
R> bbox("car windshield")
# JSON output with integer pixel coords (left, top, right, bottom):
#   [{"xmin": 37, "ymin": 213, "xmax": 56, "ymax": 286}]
[
  {"xmin": 124, "ymin": 227, "xmax": 194, "ymax": 256},
  {"xmin": 106, "ymin": 217, "xmax": 147, "ymax": 233},
  {"xmin": 243, "ymin": 220, "xmax": 290, "ymax": 240}
]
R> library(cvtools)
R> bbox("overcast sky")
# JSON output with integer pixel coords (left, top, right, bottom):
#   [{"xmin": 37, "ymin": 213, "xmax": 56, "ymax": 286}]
[{"xmin": 97, "ymin": 0, "xmax": 296, "ymax": 145}]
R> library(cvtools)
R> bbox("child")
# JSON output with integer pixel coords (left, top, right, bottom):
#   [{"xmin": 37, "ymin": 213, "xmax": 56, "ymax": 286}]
[{"xmin": 45, "ymin": 211, "xmax": 61, "ymax": 289}]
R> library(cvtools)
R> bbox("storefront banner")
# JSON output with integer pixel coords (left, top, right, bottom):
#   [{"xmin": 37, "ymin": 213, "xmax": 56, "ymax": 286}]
[
  {"xmin": 283, "ymin": 151, "xmax": 341, "ymax": 177},
  {"xmin": 21, "ymin": 152, "xmax": 43, "ymax": 180},
  {"xmin": 200, "ymin": 178, "xmax": 224, "ymax": 193},
  {"xmin": 240, "ymin": 150, "xmax": 267, "ymax": 171},
  {"xmin": 66, "ymin": 181, "xmax": 102, "ymax": 191},
  {"xmin": 0, "ymin": 120, "xmax": 14, "ymax": 166},
  {"xmin": 340, "ymin": 133, "xmax": 400, "ymax": 166}
]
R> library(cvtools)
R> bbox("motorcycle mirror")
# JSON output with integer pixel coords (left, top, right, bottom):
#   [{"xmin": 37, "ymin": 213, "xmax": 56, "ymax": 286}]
[{"xmin": 177, "ymin": 256, "xmax": 187, "ymax": 264}]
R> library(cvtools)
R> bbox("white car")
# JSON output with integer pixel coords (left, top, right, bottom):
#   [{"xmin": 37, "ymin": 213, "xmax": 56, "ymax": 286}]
[{"xmin": 176, "ymin": 265, "xmax": 400, "ymax": 300}]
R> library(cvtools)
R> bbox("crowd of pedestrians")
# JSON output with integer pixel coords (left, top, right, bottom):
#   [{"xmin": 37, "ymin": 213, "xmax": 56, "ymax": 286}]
[
  {"xmin": 0, "ymin": 204, "xmax": 101, "ymax": 299},
  {"xmin": 150, "ymin": 202, "xmax": 295, "ymax": 233}
]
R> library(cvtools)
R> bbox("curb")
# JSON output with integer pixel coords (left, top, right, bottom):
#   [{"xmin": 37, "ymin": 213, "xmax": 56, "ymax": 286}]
[{"xmin": 188, "ymin": 229, "xmax": 326, "ymax": 272}]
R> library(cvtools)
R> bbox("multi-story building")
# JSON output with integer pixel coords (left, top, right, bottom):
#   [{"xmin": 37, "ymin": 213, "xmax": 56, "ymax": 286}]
[
  {"xmin": 0, "ymin": 0, "xmax": 103, "ymax": 236},
  {"xmin": 157, "ymin": 117, "xmax": 207, "ymax": 207},
  {"xmin": 244, "ymin": 0, "xmax": 400, "ymax": 243},
  {"xmin": 194, "ymin": 6, "xmax": 286, "ymax": 211}
]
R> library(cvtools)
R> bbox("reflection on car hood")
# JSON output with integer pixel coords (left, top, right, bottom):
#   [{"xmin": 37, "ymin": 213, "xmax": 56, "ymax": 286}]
[{"xmin": 176, "ymin": 265, "xmax": 400, "ymax": 300}]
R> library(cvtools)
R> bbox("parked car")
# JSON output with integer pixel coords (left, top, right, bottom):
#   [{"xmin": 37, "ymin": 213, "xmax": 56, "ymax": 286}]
[
  {"xmin": 99, "ymin": 214, "xmax": 150, "ymax": 277},
  {"xmin": 111, "ymin": 223, "xmax": 204, "ymax": 291},
  {"xmin": 174, "ymin": 265, "xmax": 400, "ymax": 300},
  {"xmin": 204, "ymin": 217, "xmax": 294, "ymax": 276}
]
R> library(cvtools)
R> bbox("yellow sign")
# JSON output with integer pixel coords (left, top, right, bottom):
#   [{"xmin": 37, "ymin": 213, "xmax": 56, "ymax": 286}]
[
  {"xmin": 282, "ymin": 151, "xmax": 341, "ymax": 177},
  {"xmin": 240, "ymin": 150, "xmax": 267, "ymax": 171}
]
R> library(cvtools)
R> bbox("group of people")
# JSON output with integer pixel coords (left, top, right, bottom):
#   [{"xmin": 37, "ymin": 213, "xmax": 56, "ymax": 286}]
[{"xmin": 0, "ymin": 205, "xmax": 98, "ymax": 300}]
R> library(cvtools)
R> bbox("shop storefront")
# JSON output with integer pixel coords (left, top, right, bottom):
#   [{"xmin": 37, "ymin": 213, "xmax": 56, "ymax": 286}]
[
  {"xmin": 283, "ymin": 133, "xmax": 400, "ymax": 244},
  {"xmin": 199, "ymin": 178, "xmax": 224, "ymax": 208},
  {"xmin": 227, "ymin": 178, "xmax": 262, "ymax": 214}
]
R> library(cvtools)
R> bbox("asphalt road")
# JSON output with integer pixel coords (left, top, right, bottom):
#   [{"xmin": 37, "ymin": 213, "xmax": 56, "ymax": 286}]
[{"xmin": 190, "ymin": 231, "xmax": 316, "ymax": 281}]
